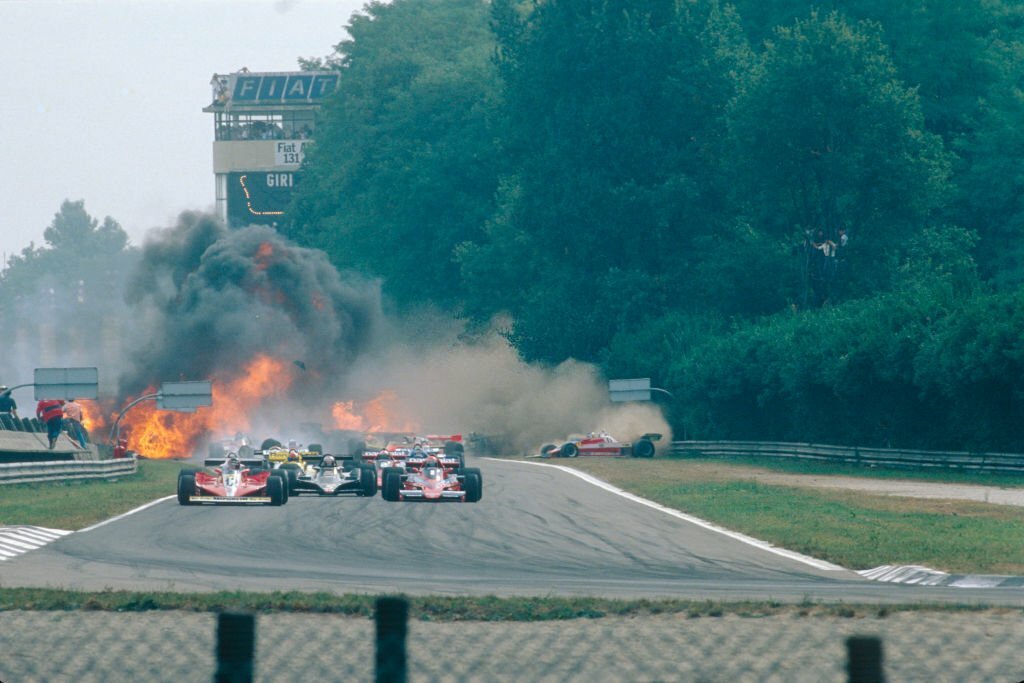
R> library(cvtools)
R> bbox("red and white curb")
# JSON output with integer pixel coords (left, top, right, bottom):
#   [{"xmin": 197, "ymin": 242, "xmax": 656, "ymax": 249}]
[
  {"xmin": 858, "ymin": 565, "xmax": 1023, "ymax": 588},
  {"xmin": 0, "ymin": 526, "xmax": 73, "ymax": 561}
]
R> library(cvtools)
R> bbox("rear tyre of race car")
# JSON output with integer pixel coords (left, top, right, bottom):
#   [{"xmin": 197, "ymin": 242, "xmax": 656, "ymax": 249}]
[
  {"xmin": 308, "ymin": 443, "xmax": 323, "ymax": 454},
  {"xmin": 273, "ymin": 471, "xmax": 289, "ymax": 503},
  {"xmin": 280, "ymin": 466, "xmax": 299, "ymax": 494},
  {"xmin": 561, "ymin": 442, "xmax": 579, "ymax": 458},
  {"xmin": 463, "ymin": 470, "xmax": 482, "ymax": 503},
  {"xmin": 631, "ymin": 438, "xmax": 656, "ymax": 458},
  {"xmin": 382, "ymin": 470, "xmax": 401, "ymax": 502},
  {"xmin": 261, "ymin": 438, "xmax": 282, "ymax": 451},
  {"xmin": 358, "ymin": 464, "xmax": 377, "ymax": 497},
  {"xmin": 444, "ymin": 440, "xmax": 464, "ymax": 456},
  {"xmin": 177, "ymin": 473, "xmax": 196, "ymax": 505},
  {"xmin": 267, "ymin": 473, "xmax": 285, "ymax": 506},
  {"xmin": 350, "ymin": 440, "xmax": 366, "ymax": 460}
]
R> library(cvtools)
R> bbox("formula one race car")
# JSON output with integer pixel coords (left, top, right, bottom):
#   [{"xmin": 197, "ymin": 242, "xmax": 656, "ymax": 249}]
[
  {"xmin": 177, "ymin": 455, "xmax": 288, "ymax": 506},
  {"xmin": 539, "ymin": 431, "xmax": 660, "ymax": 458},
  {"xmin": 381, "ymin": 455, "xmax": 482, "ymax": 502},
  {"xmin": 285, "ymin": 454, "xmax": 377, "ymax": 497}
]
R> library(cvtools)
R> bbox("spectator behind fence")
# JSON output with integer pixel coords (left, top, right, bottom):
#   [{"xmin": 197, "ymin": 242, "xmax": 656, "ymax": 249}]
[
  {"xmin": 36, "ymin": 398, "xmax": 65, "ymax": 449},
  {"xmin": 63, "ymin": 398, "xmax": 88, "ymax": 447},
  {"xmin": 0, "ymin": 385, "xmax": 18, "ymax": 419}
]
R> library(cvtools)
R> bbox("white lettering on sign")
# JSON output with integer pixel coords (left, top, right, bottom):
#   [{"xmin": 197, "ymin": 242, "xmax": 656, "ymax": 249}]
[
  {"xmin": 275, "ymin": 141, "xmax": 306, "ymax": 166},
  {"xmin": 266, "ymin": 173, "xmax": 293, "ymax": 188}
]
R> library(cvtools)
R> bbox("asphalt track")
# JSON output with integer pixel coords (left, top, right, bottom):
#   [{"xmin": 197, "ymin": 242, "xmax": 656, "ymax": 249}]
[{"xmin": 2, "ymin": 457, "xmax": 1023, "ymax": 605}]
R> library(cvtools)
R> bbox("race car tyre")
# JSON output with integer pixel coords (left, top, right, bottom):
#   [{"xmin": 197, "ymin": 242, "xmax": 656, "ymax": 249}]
[
  {"xmin": 261, "ymin": 438, "xmax": 282, "ymax": 451},
  {"xmin": 238, "ymin": 445, "xmax": 255, "ymax": 459},
  {"xmin": 540, "ymin": 444, "xmax": 557, "ymax": 457},
  {"xmin": 308, "ymin": 443, "xmax": 323, "ymax": 454},
  {"xmin": 444, "ymin": 440, "xmax": 464, "ymax": 456},
  {"xmin": 382, "ymin": 470, "xmax": 401, "ymax": 502},
  {"xmin": 359, "ymin": 464, "xmax": 377, "ymax": 497},
  {"xmin": 561, "ymin": 442, "xmax": 579, "ymax": 458},
  {"xmin": 632, "ymin": 438, "xmax": 656, "ymax": 458},
  {"xmin": 456, "ymin": 467, "xmax": 484, "ymax": 487},
  {"xmin": 267, "ymin": 474, "xmax": 285, "ymax": 506},
  {"xmin": 273, "ymin": 471, "xmax": 289, "ymax": 503},
  {"xmin": 282, "ymin": 467, "xmax": 299, "ymax": 494},
  {"xmin": 463, "ymin": 471, "xmax": 482, "ymax": 503},
  {"xmin": 351, "ymin": 440, "xmax": 366, "ymax": 460},
  {"xmin": 177, "ymin": 473, "xmax": 196, "ymax": 505},
  {"xmin": 208, "ymin": 443, "xmax": 225, "ymax": 459}
]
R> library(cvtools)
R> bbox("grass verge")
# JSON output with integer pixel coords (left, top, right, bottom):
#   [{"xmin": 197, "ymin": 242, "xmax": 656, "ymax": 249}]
[
  {"xmin": 0, "ymin": 459, "xmax": 182, "ymax": 529},
  {"xmin": 553, "ymin": 457, "xmax": 1024, "ymax": 574},
  {"xmin": 0, "ymin": 588, "xmax": 1011, "ymax": 619}
]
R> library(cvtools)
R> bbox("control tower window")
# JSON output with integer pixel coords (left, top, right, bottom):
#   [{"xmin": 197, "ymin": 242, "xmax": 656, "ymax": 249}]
[{"xmin": 213, "ymin": 112, "xmax": 316, "ymax": 141}]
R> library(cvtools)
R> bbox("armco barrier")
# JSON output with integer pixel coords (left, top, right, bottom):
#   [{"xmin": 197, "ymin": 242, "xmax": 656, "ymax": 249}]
[
  {"xmin": 671, "ymin": 440, "xmax": 1024, "ymax": 474},
  {"xmin": 0, "ymin": 456, "xmax": 137, "ymax": 486}
]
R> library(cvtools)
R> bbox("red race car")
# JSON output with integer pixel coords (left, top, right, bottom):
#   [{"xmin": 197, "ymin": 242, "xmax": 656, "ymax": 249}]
[
  {"xmin": 540, "ymin": 431, "xmax": 660, "ymax": 458},
  {"xmin": 381, "ymin": 455, "xmax": 482, "ymax": 502},
  {"xmin": 177, "ymin": 455, "xmax": 287, "ymax": 506}
]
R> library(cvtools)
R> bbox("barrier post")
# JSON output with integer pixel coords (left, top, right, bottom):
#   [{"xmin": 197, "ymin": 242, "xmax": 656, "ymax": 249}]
[
  {"xmin": 847, "ymin": 635, "xmax": 884, "ymax": 683},
  {"xmin": 376, "ymin": 596, "xmax": 408, "ymax": 683},
  {"xmin": 215, "ymin": 612, "xmax": 255, "ymax": 683}
]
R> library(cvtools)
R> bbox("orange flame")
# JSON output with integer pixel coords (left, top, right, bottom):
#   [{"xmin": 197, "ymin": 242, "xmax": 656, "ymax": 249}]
[
  {"xmin": 117, "ymin": 354, "xmax": 293, "ymax": 459},
  {"xmin": 331, "ymin": 391, "xmax": 419, "ymax": 433}
]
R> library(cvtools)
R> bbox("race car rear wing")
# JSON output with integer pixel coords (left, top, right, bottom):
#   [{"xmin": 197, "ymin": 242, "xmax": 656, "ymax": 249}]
[{"xmin": 203, "ymin": 457, "xmax": 267, "ymax": 468}]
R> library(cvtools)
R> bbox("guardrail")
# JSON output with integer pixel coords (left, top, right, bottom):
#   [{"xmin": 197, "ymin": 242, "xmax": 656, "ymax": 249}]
[
  {"xmin": 671, "ymin": 440, "xmax": 1024, "ymax": 474},
  {"xmin": 0, "ymin": 456, "xmax": 137, "ymax": 486}
]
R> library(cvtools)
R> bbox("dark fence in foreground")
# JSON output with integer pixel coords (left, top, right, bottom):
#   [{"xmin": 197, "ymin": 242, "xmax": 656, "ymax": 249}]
[
  {"xmin": 212, "ymin": 598, "xmax": 886, "ymax": 683},
  {"xmin": 672, "ymin": 440, "xmax": 1024, "ymax": 474}
]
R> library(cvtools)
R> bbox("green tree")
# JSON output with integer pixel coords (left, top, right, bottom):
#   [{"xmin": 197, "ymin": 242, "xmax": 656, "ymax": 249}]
[
  {"xmin": 726, "ymin": 11, "xmax": 951, "ymax": 299},
  {"xmin": 463, "ymin": 0, "xmax": 750, "ymax": 362},
  {"xmin": 285, "ymin": 0, "xmax": 501, "ymax": 310}
]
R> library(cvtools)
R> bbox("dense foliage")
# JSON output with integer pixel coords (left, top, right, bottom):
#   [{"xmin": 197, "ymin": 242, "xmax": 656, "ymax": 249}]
[{"xmin": 281, "ymin": 0, "xmax": 1024, "ymax": 450}]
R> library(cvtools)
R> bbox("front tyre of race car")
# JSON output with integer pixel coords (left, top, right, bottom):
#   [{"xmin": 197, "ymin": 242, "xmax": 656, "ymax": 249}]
[
  {"xmin": 358, "ymin": 464, "xmax": 377, "ymax": 497},
  {"xmin": 267, "ymin": 474, "xmax": 286, "ymax": 506},
  {"xmin": 177, "ymin": 473, "xmax": 196, "ymax": 505},
  {"xmin": 382, "ymin": 470, "xmax": 401, "ymax": 502},
  {"xmin": 631, "ymin": 438, "xmax": 656, "ymax": 458},
  {"xmin": 463, "ymin": 469, "xmax": 482, "ymax": 503},
  {"xmin": 540, "ymin": 444, "xmax": 557, "ymax": 457},
  {"xmin": 561, "ymin": 442, "xmax": 579, "ymax": 458}
]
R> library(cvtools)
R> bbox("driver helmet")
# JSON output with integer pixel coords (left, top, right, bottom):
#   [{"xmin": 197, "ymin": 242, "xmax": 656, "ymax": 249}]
[
  {"xmin": 227, "ymin": 457, "xmax": 241, "ymax": 471},
  {"xmin": 288, "ymin": 449, "xmax": 300, "ymax": 461},
  {"xmin": 321, "ymin": 455, "xmax": 336, "ymax": 468}
]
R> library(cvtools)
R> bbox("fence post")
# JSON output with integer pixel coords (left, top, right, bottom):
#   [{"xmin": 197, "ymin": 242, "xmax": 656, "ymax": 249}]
[
  {"xmin": 376, "ymin": 596, "xmax": 408, "ymax": 683},
  {"xmin": 847, "ymin": 635, "xmax": 884, "ymax": 683},
  {"xmin": 215, "ymin": 612, "xmax": 255, "ymax": 683}
]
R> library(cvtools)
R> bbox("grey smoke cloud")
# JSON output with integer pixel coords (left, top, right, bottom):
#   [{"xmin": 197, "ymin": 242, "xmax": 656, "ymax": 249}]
[{"xmin": 115, "ymin": 212, "xmax": 668, "ymax": 452}]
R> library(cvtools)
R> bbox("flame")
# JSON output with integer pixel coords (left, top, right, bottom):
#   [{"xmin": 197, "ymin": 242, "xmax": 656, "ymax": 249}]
[
  {"xmin": 117, "ymin": 354, "xmax": 293, "ymax": 459},
  {"xmin": 331, "ymin": 391, "xmax": 419, "ymax": 433}
]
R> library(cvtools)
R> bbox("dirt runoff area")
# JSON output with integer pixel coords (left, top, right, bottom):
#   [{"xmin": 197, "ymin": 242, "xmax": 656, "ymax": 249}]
[{"xmin": 2, "ymin": 609, "xmax": 1023, "ymax": 682}]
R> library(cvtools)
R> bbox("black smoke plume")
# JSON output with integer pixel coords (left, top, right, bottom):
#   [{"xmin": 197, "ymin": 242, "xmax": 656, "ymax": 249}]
[{"xmin": 119, "ymin": 212, "xmax": 381, "ymax": 401}]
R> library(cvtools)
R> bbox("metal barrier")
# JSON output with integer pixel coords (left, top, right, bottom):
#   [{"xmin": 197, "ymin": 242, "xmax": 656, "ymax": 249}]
[
  {"xmin": 0, "ymin": 455, "xmax": 137, "ymax": 485},
  {"xmin": 672, "ymin": 440, "xmax": 1024, "ymax": 474}
]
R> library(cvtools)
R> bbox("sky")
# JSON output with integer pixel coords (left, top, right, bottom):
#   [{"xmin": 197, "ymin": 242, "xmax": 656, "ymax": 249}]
[{"xmin": 0, "ymin": 0, "xmax": 367, "ymax": 260}]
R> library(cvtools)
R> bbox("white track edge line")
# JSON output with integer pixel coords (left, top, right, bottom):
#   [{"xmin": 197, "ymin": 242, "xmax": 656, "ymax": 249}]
[
  {"xmin": 78, "ymin": 495, "xmax": 176, "ymax": 533},
  {"xmin": 493, "ymin": 458, "xmax": 845, "ymax": 572}
]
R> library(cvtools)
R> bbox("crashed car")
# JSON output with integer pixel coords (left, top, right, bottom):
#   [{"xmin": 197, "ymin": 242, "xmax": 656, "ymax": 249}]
[
  {"xmin": 381, "ymin": 455, "xmax": 482, "ymax": 502},
  {"xmin": 287, "ymin": 454, "xmax": 377, "ymax": 497},
  {"xmin": 539, "ymin": 431, "xmax": 660, "ymax": 458},
  {"xmin": 177, "ymin": 455, "xmax": 287, "ymax": 506}
]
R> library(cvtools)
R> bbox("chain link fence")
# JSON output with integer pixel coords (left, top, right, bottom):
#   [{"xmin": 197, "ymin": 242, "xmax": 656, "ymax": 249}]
[{"xmin": 2, "ymin": 599, "xmax": 1022, "ymax": 682}]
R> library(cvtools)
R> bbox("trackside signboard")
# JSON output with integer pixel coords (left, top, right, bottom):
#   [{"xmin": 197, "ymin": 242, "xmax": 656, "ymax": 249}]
[
  {"xmin": 158, "ymin": 381, "xmax": 213, "ymax": 412},
  {"xmin": 609, "ymin": 378, "xmax": 651, "ymax": 402},
  {"xmin": 34, "ymin": 367, "xmax": 99, "ymax": 400}
]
